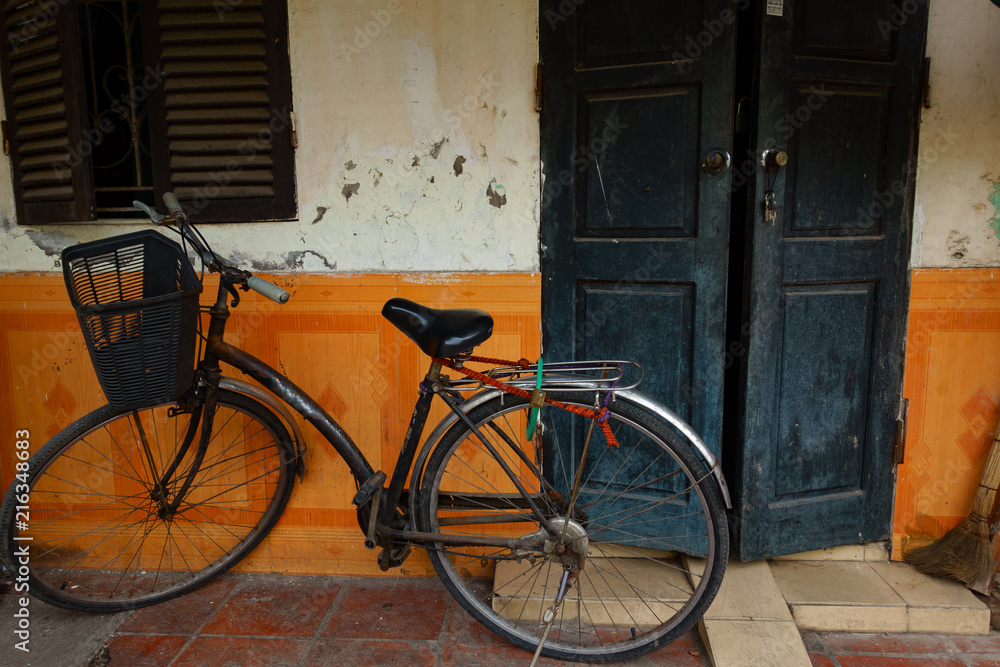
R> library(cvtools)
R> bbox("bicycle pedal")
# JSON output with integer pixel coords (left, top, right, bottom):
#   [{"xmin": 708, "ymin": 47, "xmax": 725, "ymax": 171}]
[
  {"xmin": 377, "ymin": 543, "xmax": 412, "ymax": 571},
  {"xmin": 352, "ymin": 470, "xmax": 387, "ymax": 506}
]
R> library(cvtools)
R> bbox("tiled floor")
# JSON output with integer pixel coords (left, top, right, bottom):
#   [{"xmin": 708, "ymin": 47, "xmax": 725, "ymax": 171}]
[
  {"xmin": 803, "ymin": 631, "xmax": 1000, "ymax": 667},
  {"xmin": 102, "ymin": 574, "xmax": 713, "ymax": 666}
]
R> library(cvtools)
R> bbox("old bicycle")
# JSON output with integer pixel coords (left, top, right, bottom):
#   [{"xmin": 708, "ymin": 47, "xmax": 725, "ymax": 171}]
[{"xmin": 1, "ymin": 194, "xmax": 729, "ymax": 662}]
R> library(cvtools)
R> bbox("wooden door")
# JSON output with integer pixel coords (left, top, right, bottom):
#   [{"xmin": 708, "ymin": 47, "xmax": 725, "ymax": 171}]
[
  {"xmin": 540, "ymin": 0, "xmax": 735, "ymax": 458},
  {"xmin": 734, "ymin": 0, "xmax": 927, "ymax": 559}
]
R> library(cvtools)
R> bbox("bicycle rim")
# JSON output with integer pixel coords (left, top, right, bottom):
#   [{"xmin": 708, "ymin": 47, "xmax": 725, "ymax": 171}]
[
  {"xmin": 6, "ymin": 391, "xmax": 294, "ymax": 611},
  {"xmin": 419, "ymin": 394, "xmax": 727, "ymax": 663}
]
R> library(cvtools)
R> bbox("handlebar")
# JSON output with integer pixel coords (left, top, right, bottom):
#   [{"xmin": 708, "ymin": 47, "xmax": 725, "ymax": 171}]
[
  {"xmin": 247, "ymin": 276, "xmax": 291, "ymax": 304},
  {"xmin": 133, "ymin": 193, "xmax": 292, "ymax": 305}
]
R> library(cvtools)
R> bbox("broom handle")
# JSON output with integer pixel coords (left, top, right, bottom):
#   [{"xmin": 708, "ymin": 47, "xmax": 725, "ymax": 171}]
[{"xmin": 971, "ymin": 427, "xmax": 1000, "ymax": 520}]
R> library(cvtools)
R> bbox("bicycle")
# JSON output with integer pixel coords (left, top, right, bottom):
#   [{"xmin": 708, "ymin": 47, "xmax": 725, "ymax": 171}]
[{"xmin": 1, "ymin": 194, "xmax": 730, "ymax": 663}]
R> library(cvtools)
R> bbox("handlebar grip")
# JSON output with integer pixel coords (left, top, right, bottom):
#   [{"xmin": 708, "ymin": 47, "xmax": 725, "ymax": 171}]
[
  {"xmin": 163, "ymin": 192, "xmax": 184, "ymax": 218},
  {"xmin": 247, "ymin": 276, "xmax": 290, "ymax": 304}
]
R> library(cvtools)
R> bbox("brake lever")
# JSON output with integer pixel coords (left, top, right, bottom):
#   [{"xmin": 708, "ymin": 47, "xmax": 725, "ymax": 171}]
[
  {"xmin": 223, "ymin": 273, "xmax": 242, "ymax": 308},
  {"xmin": 132, "ymin": 200, "xmax": 167, "ymax": 225}
]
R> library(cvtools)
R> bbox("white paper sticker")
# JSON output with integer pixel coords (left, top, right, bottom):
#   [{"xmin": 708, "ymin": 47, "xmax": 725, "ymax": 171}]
[{"xmin": 766, "ymin": 0, "xmax": 783, "ymax": 16}]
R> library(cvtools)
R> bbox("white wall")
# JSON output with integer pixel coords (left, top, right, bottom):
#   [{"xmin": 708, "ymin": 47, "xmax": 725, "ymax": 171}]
[
  {"xmin": 911, "ymin": 0, "xmax": 1000, "ymax": 268},
  {"xmin": 0, "ymin": 0, "xmax": 541, "ymax": 273},
  {"xmin": 5, "ymin": 1, "xmax": 993, "ymax": 273}
]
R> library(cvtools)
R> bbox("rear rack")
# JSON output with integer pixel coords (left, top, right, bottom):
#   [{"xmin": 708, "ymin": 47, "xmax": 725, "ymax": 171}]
[{"xmin": 449, "ymin": 360, "xmax": 643, "ymax": 393}]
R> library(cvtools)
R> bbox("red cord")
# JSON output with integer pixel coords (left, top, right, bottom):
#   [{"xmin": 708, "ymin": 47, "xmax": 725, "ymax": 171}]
[{"xmin": 435, "ymin": 357, "xmax": 619, "ymax": 448}]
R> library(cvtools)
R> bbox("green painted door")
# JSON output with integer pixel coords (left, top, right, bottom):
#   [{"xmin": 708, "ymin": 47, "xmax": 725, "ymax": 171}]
[
  {"xmin": 735, "ymin": 0, "xmax": 927, "ymax": 559},
  {"xmin": 539, "ymin": 0, "xmax": 735, "ymax": 461}
]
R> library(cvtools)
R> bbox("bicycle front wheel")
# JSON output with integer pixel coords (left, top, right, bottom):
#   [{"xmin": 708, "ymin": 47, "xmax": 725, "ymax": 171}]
[
  {"xmin": 1, "ymin": 390, "xmax": 295, "ymax": 611},
  {"xmin": 418, "ymin": 392, "xmax": 728, "ymax": 663}
]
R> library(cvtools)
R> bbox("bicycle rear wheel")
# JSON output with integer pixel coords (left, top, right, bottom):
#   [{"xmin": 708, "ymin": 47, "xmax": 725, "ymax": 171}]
[
  {"xmin": 1, "ymin": 390, "xmax": 295, "ymax": 611},
  {"xmin": 418, "ymin": 392, "xmax": 728, "ymax": 663}
]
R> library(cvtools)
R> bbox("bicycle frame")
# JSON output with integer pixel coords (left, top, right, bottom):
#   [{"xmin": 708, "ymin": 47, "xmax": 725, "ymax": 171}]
[{"xmin": 194, "ymin": 273, "xmax": 555, "ymax": 558}]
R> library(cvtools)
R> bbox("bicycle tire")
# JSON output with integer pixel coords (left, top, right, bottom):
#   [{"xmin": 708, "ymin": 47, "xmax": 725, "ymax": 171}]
[
  {"xmin": 1, "ymin": 390, "xmax": 295, "ymax": 612},
  {"xmin": 418, "ymin": 392, "xmax": 728, "ymax": 663}
]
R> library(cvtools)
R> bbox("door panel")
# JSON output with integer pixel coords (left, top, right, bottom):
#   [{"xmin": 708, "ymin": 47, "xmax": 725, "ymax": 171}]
[
  {"xmin": 578, "ymin": 89, "xmax": 700, "ymax": 236},
  {"xmin": 579, "ymin": 282, "xmax": 695, "ymax": 418},
  {"xmin": 786, "ymin": 88, "xmax": 888, "ymax": 235},
  {"xmin": 773, "ymin": 284, "xmax": 876, "ymax": 498},
  {"xmin": 734, "ymin": 0, "xmax": 926, "ymax": 559}
]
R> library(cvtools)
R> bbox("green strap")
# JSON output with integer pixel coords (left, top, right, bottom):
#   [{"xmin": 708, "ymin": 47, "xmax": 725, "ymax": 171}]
[{"xmin": 526, "ymin": 356, "xmax": 543, "ymax": 440}]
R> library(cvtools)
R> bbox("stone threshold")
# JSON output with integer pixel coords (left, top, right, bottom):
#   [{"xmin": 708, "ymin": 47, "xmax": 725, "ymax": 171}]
[{"xmin": 699, "ymin": 544, "xmax": 990, "ymax": 666}]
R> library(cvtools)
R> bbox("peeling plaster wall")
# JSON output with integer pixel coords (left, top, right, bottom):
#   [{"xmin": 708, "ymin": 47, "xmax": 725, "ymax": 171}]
[
  {"xmin": 0, "ymin": 0, "xmax": 540, "ymax": 273},
  {"xmin": 912, "ymin": 0, "xmax": 1000, "ymax": 268}
]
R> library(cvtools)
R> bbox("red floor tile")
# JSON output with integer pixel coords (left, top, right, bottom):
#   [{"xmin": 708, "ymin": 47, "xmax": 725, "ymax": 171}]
[
  {"xmin": 665, "ymin": 628, "xmax": 703, "ymax": 652},
  {"xmin": 443, "ymin": 641, "xmax": 706, "ymax": 666},
  {"xmin": 968, "ymin": 659, "xmax": 1000, "ymax": 667},
  {"xmin": 836, "ymin": 657, "xmax": 966, "ymax": 667},
  {"xmin": 303, "ymin": 639, "xmax": 436, "ymax": 667},
  {"xmin": 950, "ymin": 634, "xmax": 1000, "ymax": 655},
  {"xmin": 810, "ymin": 656, "xmax": 837, "ymax": 667},
  {"xmin": 115, "ymin": 576, "xmax": 238, "ymax": 635},
  {"xmin": 105, "ymin": 635, "xmax": 189, "ymax": 666},
  {"xmin": 644, "ymin": 648, "xmax": 711, "ymax": 666},
  {"xmin": 441, "ymin": 643, "xmax": 573, "ymax": 666},
  {"xmin": 199, "ymin": 576, "xmax": 341, "ymax": 637},
  {"xmin": 441, "ymin": 596, "xmax": 708, "ymax": 660},
  {"xmin": 172, "ymin": 637, "xmax": 310, "ymax": 667},
  {"xmin": 321, "ymin": 578, "xmax": 449, "ymax": 641},
  {"xmin": 823, "ymin": 633, "xmax": 955, "ymax": 655},
  {"xmin": 441, "ymin": 601, "xmax": 512, "ymax": 646}
]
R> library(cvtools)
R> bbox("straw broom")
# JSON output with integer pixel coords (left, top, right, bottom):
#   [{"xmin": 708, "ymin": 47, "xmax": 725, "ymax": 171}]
[{"xmin": 906, "ymin": 421, "xmax": 1000, "ymax": 586}]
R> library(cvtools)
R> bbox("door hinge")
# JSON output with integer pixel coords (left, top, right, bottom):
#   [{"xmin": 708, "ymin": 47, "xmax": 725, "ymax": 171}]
[
  {"xmin": 1, "ymin": 120, "xmax": 9, "ymax": 155},
  {"xmin": 921, "ymin": 57, "xmax": 931, "ymax": 109},
  {"xmin": 534, "ymin": 62, "xmax": 543, "ymax": 113},
  {"xmin": 893, "ymin": 397, "xmax": 909, "ymax": 464}
]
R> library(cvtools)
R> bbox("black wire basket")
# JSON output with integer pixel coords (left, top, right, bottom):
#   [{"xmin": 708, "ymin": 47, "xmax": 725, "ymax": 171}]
[{"xmin": 62, "ymin": 230, "xmax": 203, "ymax": 409}]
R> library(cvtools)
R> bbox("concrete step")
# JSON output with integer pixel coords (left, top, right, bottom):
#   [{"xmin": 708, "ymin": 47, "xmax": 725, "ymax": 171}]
[{"xmin": 769, "ymin": 559, "xmax": 991, "ymax": 634}]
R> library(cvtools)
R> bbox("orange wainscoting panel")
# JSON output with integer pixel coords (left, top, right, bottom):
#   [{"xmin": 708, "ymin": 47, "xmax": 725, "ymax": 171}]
[
  {"xmin": 892, "ymin": 268, "xmax": 1000, "ymax": 559},
  {"xmin": 0, "ymin": 273, "xmax": 540, "ymax": 576}
]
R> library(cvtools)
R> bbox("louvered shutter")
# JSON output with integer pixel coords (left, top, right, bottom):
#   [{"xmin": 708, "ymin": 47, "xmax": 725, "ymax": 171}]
[
  {"xmin": 144, "ymin": 0, "xmax": 296, "ymax": 222},
  {"xmin": 0, "ymin": 0, "xmax": 94, "ymax": 224}
]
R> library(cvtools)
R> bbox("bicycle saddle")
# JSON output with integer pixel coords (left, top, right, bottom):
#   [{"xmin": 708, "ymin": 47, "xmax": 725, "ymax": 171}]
[{"xmin": 381, "ymin": 297, "xmax": 493, "ymax": 358}]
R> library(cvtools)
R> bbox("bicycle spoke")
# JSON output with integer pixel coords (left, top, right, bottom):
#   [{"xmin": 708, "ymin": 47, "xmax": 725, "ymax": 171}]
[{"xmin": 13, "ymin": 394, "xmax": 293, "ymax": 609}]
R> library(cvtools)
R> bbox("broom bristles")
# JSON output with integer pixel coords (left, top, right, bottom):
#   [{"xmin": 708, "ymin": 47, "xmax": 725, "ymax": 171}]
[{"xmin": 905, "ymin": 515, "xmax": 993, "ymax": 585}]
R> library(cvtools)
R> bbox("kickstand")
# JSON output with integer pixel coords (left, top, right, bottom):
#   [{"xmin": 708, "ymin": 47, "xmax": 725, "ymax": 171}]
[{"xmin": 529, "ymin": 568, "xmax": 571, "ymax": 667}]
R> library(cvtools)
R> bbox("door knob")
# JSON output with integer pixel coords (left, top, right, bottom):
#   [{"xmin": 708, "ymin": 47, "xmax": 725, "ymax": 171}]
[
  {"xmin": 702, "ymin": 150, "xmax": 731, "ymax": 174},
  {"xmin": 761, "ymin": 149, "xmax": 788, "ymax": 170}
]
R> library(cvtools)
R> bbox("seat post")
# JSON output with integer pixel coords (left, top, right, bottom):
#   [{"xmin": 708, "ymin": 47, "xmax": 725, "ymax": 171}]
[{"xmin": 425, "ymin": 360, "xmax": 442, "ymax": 384}]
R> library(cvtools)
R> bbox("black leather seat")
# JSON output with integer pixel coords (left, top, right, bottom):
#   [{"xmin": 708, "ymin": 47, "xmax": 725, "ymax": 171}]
[{"xmin": 381, "ymin": 297, "xmax": 493, "ymax": 358}]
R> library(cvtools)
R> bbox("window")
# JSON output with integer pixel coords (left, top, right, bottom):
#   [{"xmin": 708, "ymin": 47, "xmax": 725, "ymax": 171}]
[{"xmin": 0, "ymin": 0, "xmax": 296, "ymax": 224}]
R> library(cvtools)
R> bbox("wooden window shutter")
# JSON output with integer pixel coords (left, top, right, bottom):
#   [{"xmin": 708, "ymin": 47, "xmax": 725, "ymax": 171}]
[
  {"xmin": 0, "ymin": 0, "xmax": 94, "ymax": 224},
  {"xmin": 144, "ymin": 0, "xmax": 296, "ymax": 222}
]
